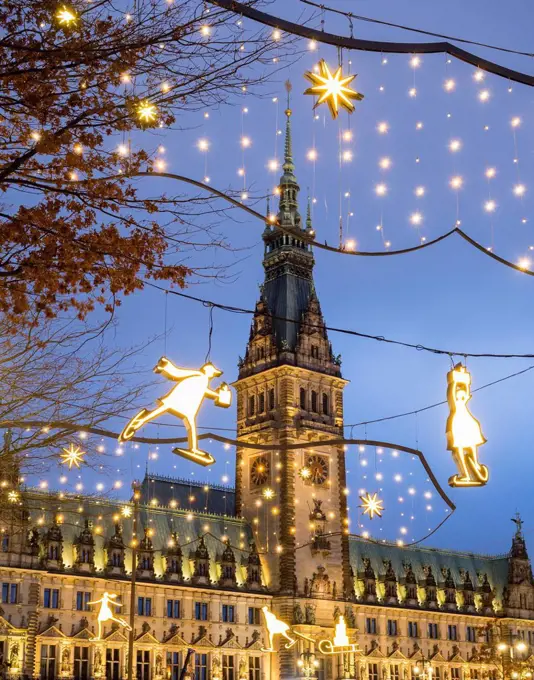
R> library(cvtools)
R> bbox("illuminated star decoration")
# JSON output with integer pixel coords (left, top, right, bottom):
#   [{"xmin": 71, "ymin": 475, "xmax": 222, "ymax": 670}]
[
  {"xmin": 299, "ymin": 466, "xmax": 311, "ymax": 481},
  {"xmin": 55, "ymin": 5, "xmax": 78, "ymax": 27},
  {"xmin": 8, "ymin": 491, "xmax": 19, "ymax": 503},
  {"xmin": 304, "ymin": 59, "xmax": 364, "ymax": 120},
  {"xmin": 136, "ymin": 100, "xmax": 159, "ymax": 128},
  {"xmin": 359, "ymin": 492, "xmax": 384, "ymax": 520},
  {"xmin": 60, "ymin": 443, "xmax": 86, "ymax": 470}
]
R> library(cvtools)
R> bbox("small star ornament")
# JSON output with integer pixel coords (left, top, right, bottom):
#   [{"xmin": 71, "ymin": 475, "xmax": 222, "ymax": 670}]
[
  {"xmin": 60, "ymin": 443, "xmax": 86, "ymax": 470},
  {"xmin": 304, "ymin": 59, "xmax": 364, "ymax": 119},
  {"xmin": 359, "ymin": 491, "xmax": 384, "ymax": 520}
]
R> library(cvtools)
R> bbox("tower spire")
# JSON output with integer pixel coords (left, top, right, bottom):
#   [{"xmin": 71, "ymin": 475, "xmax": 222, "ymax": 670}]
[{"xmin": 282, "ymin": 80, "xmax": 294, "ymax": 175}]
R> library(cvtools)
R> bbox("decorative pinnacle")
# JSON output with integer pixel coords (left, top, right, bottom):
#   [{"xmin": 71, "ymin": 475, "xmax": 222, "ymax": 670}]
[{"xmin": 306, "ymin": 196, "xmax": 312, "ymax": 229}]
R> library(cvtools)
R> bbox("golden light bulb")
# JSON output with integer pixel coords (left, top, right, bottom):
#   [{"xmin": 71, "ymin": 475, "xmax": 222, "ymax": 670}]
[
  {"xmin": 136, "ymin": 100, "xmax": 158, "ymax": 126},
  {"xmin": 375, "ymin": 183, "xmax": 387, "ymax": 197},
  {"xmin": 272, "ymin": 29, "xmax": 281, "ymax": 41},
  {"xmin": 473, "ymin": 69, "xmax": 485, "ymax": 82},
  {"xmin": 154, "ymin": 159, "xmax": 166, "ymax": 172},
  {"xmin": 415, "ymin": 186, "xmax": 425, "ymax": 197},
  {"xmin": 379, "ymin": 157, "xmax": 391, "ymax": 170},
  {"xmin": 342, "ymin": 129, "xmax": 353, "ymax": 142},
  {"xmin": 511, "ymin": 116, "xmax": 521, "ymax": 128},
  {"xmin": 410, "ymin": 55, "xmax": 421, "ymax": 68},
  {"xmin": 514, "ymin": 184, "xmax": 526, "ymax": 197},
  {"xmin": 450, "ymin": 176, "xmax": 463, "ymax": 190},
  {"xmin": 120, "ymin": 72, "xmax": 131, "ymax": 84},
  {"xmin": 267, "ymin": 159, "xmax": 279, "ymax": 172},
  {"xmin": 478, "ymin": 89, "xmax": 490, "ymax": 102},
  {"xmin": 444, "ymin": 79, "xmax": 456, "ymax": 92},
  {"xmin": 308, "ymin": 39, "xmax": 317, "ymax": 51},
  {"xmin": 410, "ymin": 211, "xmax": 423, "ymax": 226},
  {"xmin": 484, "ymin": 200, "xmax": 496, "ymax": 213},
  {"xmin": 55, "ymin": 5, "xmax": 78, "ymax": 27},
  {"xmin": 416, "ymin": 121, "xmax": 423, "ymax": 130},
  {"xmin": 241, "ymin": 136, "xmax": 251, "ymax": 148},
  {"xmin": 200, "ymin": 25, "xmax": 211, "ymax": 37},
  {"xmin": 518, "ymin": 258, "xmax": 530, "ymax": 270},
  {"xmin": 30, "ymin": 131, "xmax": 42, "ymax": 142},
  {"xmin": 342, "ymin": 150, "xmax": 353, "ymax": 162},
  {"xmin": 449, "ymin": 139, "xmax": 462, "ymax": 153},
  {"xmin": 485, "ymin": 167, "xmax": 496, "ymax": 179},
  {"xmin": 73, "ymin": 143, "xmax": 83, "ymax": 155},
  {"xmin": 345, "ymin": 239, "xmax": 356, "ymax": 251},
  {"xmin": 161, "ymin": 81, "xmax": 171, "ymax": 93},
  {"xmin": 241, "ymin": 192, "xmax": 248, "ymax": 200},
  {"xmin": 408, "ymin": 87, "xmax": 417, "ymax": 98},
  {"xmin": 307, "ymin": 148, "xmax": 318, "ymax": 161},
  {"xmin": 377, "ymin": 121, "xmax": 389, "ymax": 134},
  {"xmin": 197, "ymin": 138, "xmax": 209, "ymax": 152}
]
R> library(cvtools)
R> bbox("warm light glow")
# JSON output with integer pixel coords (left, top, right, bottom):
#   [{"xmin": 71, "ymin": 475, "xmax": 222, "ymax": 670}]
[
  {"xmin": 308, "ymin": 39, "xmax": 317, "ymax": 51},
  {"xmin": 261, "ymin": 608, "xmax": 296, "ymax": 652},
  {"xmin": 60, "ymin": 443, "xmax": 86, "ymax": 470},
  {"xmin": 136, "ymin": 100, "xmax": 158, "ymax": 126},
  {"xmin": 342, "ymin": 150, "xmax": 353, "ymax": 162},
  {"xmin": 359, "ymin": 492, "xmax": 384, "ymax": 519},
  {"xmin": 514, "ymin": 184, "xmax": 526, "ymax": 197},
  {"xmin": 446, "ymin": 363, "xmax": 488, "ymax": 487},
  {"xmin": 263, "ymin": 487, "xmax": 275, "ymax": 500},
  {"xmin": 197, "ymin": 138, "xmax": 209, "ymax": 152},
  {"xmin": 55, "ymin": 5, "xmax": 78, "ymax": 27},
  {"xmin": 379, "ymin": 157, "xmax": 392, "ymax": 170},
  {"xmin": 484, "ymin": 200, "xmax": 496, "ymax": 213},
  {"xmin": 88, "ymin": 592, "xmax": 132, "ymax": 640},
  {"xmin": 410, "ymin": 56, "xmax": 421, "ymax": 68},
  {"xmin": 478, "ymin": 89, "xmax": 490, "ymax": 102},
  {"xmin": 8, "ymin": 491, "xmax": 19, "ymax": 503},
  {"xmin": 268, "ymin": 159, "xmax": 279, "ymax": 172},
  {"xmin": 377, "ymin": 121, "xmax": 389, "ymax": 134},
  {"xmin": 410, "ymin": 212, "xmax": 423, "ymax": 226},
  {"xmin": 200, "ymin": 24, "xmax": 211, "ymax": 37},
  {"xmin": 474, "ymin": 69, "xmax": 485, "ymax": 82},
  {"xmin": 375, "ymin": 183, "xmax": 387, "ymax": 197},
  {"xmin": 307, "ymin": 148, "xmax": 318, "ymax": 162},
  {"xmin": 485, "ymin": 167, "xmax": 496, "ymax": 179},
  {"xmin": 497, "ymin": 643, "xmax": 508, "ymax": 652},
  {"xmin": 117, "ymin": 144, "xmax": 129, "ymax": 157},
  {"xmin": 161, "ymin": 81, "xmax": 171, "ymax": 93},
  {"xmin": 449, "ymin": 139, "xmax": 462, "ymax": 153},
  {"xmin": 511, "ymin": 116, "xmax": 521, "ymax": 128},
  {"xmin": 444, "ymin": 79, "xmax": 456, "ymax": 92},
  {"xmin": 416, "ymin": 121, "xmax": 423, "ymax": 130},
  {"xmin": 450, "ymin": 176, "xmax": 463, "ymax": 190},
  {"xmin": 415, "ymin": 186, "xmax": 425, "ymax": 197},
  {"xmin": 516, "ymin": 642, "xmax": 528, "ymax": 653},
  {"xmin": 342, "ymin": 130, "xmax": 353, "ymax": 142},
  {"xmin": 318, "ymin": 615, "xmax": 360, "ymax": 655},
  {"xmin": 409, "ymin": 87, "xmax": 417, "ymax": 98},
  {"xmin": 241, "ymin": 136, "xmax": 251, "ymax": 148},
  {"xmin": 299, "ymin": 466, "xmax": 311, "ymax": 480},
  {"xmin": 119, "ymin": 357, "xmax": 231, "ymax": 467},
  {"xmin": 345, "ymin": 239, "xmax": 356, "ymax": 252},
  {"xmin": 272, "ymin": 29, "xmax": 281, "ymax": 41},
  {"xmin": 154, "ymin": 159, "xmax": 166, "ymax": 172},
  {"xmin": 518, "ymin": 258, "xmax": 531, "ymax": 270},
  {"xmin": 304, "ymin": 59, "xmax": 364, "ymax": 120}
]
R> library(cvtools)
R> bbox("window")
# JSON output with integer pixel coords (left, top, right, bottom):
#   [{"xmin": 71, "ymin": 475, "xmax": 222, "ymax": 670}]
[
  {"xmin": 316, "ymin": 659, "xmax": 326, "ymax": 680},
  {"xmin": 311, "ymin": 345, "xmax": 319, "ymax": 359},
  {"xmin": 106, "ymin": 649, "xmax": 121, "ymax": 680},
  {"xmin": 195, "ymin": 654, "xmax": 208, "ymax": 680},
  {"xmin": 137, "ymin": 650, "xmax": 150, "ymax": 680},
  {"xmin": 528, "ymin": 630, "xmax": 534, "ymax": 646},
  {"xmin": 300, "ymin": 388, "xmax": 306, "ymax": 410},
  {"xmin": 411, "ymin": 668, "xmax": 420, "ymax": 680},
  {"xmin": 195, "ymin": 602, "xmax": 208, "ymax": 621},
  {"xmin": 368, "ymin": 663, "xmax": 379, "ymax": 680},
  {"xmin": 366, "ymin": 618, "xmax": 377, "ymax": 635},
  {"xmin": 111, "ymin": 551, "xmax": 122, "ymax": 567},
  {"xmin": 222, "ymin": 605, "xmax": 235, "ymax": 623},
  {"xmin": 167, "ymin": 600, "xmax": 181, "ymax": 619},
  {"xmin": 387, "ymin": 620, "xmax": 398, "ymax": 636},
  {"xmin": 74, "ymin": 647, "xmax": 89, "ymax": 680},
  {"xmin": 451, "ymin": 669, "xmax": 461, "ymax": 680},
  {"xmin": 466, "ymin": 626, "xmax": 476, "ymax": 643},
  {"xmin": 408, "ymin": 621, "xmax": 419, "ymax": 638},
  {"xmin": 1, "ymin": 583, "xmax": 17, "ymax": 604},
  {"xmin": 322, "ymin": 393, "xmax": 329, "ymax": 415},
  {"xmin": 428, "ymin": 623, "xmax": 439, "ymax": 639},
  {"xmin": 248, "ymin": 607, "xmax": 261, "ymax": 625},
  {"xmin": 76, "ymin": 591, "xmax": 91, "ymax": 612},
  {"xmin": 311, "ymin": 391, "xmax": 318, "ymax": 413},
  {"xmin": 391, "ymin": 666, "xmax": 400, "ymax": 680},
  {"xmin": 520, "ymin": 594, "xmax": 527, "ymax": 609},
  {"xmin": 258, "ymin": 393, "xmax": 265, "ymax": 414},
  {"xmin": 249, "ymin": 658, "xmax": 261, "ymax": 680},
  {"xmin": 40, "ymin": 645, "xmax": 57, "ymax": 680},
  {"xmin": 448, "ymin": 625, "xmax": 458, "ymax": 641},
  {"xmin": 269, "ymin": 389, "xmax": 275, "ymax": 410},
  {"xmin": 434, "ymin": 668, "xmax": 442, "ymax": 680},
  {"xmin": 43, "ymin": 588, "xmax": 59, "ymax": 609},
  {"xmin": 137, "ymin": 597, "xmax": 152, "ymax": 616},
  {"xmin": 248, "ymin": 396, "xmax": 255, "ymax": 416},
  {"xmin": 471, "ymin": 671, "xmax": 479, "ymax": 680},
  {"xmin": 1, "ymin": 536, "xmax": 8, "ymax": 552},
  {"xmin": 488, "ymin": 671, "xmax": 497, "ymax": 680},
  {"xmin": 167, "ymin": 653, "xmax": 182, "ymax": 680},
  {"xmin": 223, "ymin": 655, "xmax": 235, "ymax": 680}
]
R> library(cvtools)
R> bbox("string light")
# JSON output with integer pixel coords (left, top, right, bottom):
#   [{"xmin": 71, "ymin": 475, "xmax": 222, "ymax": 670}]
[
  {"xmin": 514, "ymin": 184, "xmax": 526, "ymax": 197},
  {"xmin": 136, "ymin": 100, "xmax": 158, "ymax": 127},
  {"xmin": 444, "ymin": 79, "xmax": 456, "ymax": 92},
  {"xmin": 342, "ymin": 150, "xmax": 353, "ymax": 162},
  {"xmin": 408, "ymin": 87, "xmax": 417, "ymax": 98},
  {"xmin": 342, "ymin": 130, "xmax": 353, "ymax": 142},
  {"xmin": 473, "ymin": 69, "xmax": 485, "ymax": 82},
  {"xmin": 197, "ymin": 138, "xmax": 209, "ymax": 152},
  {"xmin": 449, "ymin": 139, "xmax": 462, "ymax": 153},
  {"xmin": 200, "ymin": 25, "xmax": 211, "ymax": 37},
  {"xmin": 377, "ymin": 121, "xmax": 389, "ymax": 134},
  {"xmin": 272, "ymin": 29, "xmax": 281, "ymax": 41},
  {"xmin": 485, "ymin": 167, "xmax": 496, "ymax": 179},
  {"xmin": 484, "ymin": 200, "xmax": 496, "ymax": 213},
  {"xmin": 241, "ymin": 136, "xmax": 251, "ymax": 148},
  {"xmin": 511, "ymin": 117, "xmax": 521, "ymax": 128},
  {"xmin": 379, "ymin": 157, "xmax": 392, "ymax": 170},
  {"xmin": 307, "ymin": 149, "xmax": 318, "ymax": 161},
  {"xmin": 410, "ymin": 211, "xmax": 423, "ymax": 226},
  {"xmin": 450, "ymin": 176, "xmax": 463, "ymax": 190},
  {"xmin": 415, "ymin": 186, "xmax": 425, "ymax": 197},
  {"xmin": 117, "ymin": 144, "xmax": 129, "ymax": 157},
  {"xmin": 478, "ymin": 89, "xmax": 490, "ymax": 102},
  {"xmin": 375, "ymin": 183, "xmax": 387, "ymax": 196},
  {"xmin": 410, "ymin": 56, "xmax": 421, "ymax": 68},
  {"xmin": 308, "ymin": 39, "xmax": 317, "ymax": 50},
  {"xmin": 55, "ymin": 5, "xmax": 78, "ymax": 27},
  {"xmin": 415, "ymin": 121, "xmax": 423, "ymax": 130}
]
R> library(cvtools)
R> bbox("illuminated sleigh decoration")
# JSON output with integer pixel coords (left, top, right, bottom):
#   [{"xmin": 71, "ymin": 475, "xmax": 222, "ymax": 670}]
[{"xmin": 317, "ymin": 616, "xmax": 361, "ymax": 655}]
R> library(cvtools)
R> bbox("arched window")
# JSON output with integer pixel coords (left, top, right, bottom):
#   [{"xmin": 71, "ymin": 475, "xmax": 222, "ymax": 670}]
[
  {"xmin": 248, "ymin": 395, "xmax": 255, "ymax": 416},
  {"xmin": 322, "ymin": 393, "xmax": 329, "ymax": 415},
  {"xmin": 311, "ymin": 391, "xmax": 318, "ymax": 413},
  {"xmin": 269, "ymin": 389, "xmax": 275, "ymax": 410},
  {"xmin": 258, "ymin": 393, "xmax": 265, "ymax": 414},
  {"xmin": 299, "ymin": 388, "xmax": 306, "ymax": 410}
]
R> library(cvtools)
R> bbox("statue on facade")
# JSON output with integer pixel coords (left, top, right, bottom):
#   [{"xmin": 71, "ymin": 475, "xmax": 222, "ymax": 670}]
[
  {"xmin": 293, "ymin": 603, "xmax": 304, "ymax": 624},
  {"xmin": 304, "ymin": 604, "xmax": 316, "ymax": 625}
]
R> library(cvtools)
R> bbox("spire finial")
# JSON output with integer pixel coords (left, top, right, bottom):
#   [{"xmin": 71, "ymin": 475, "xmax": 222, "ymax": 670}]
[
  {"xmin": 306, "ymin": 195, "xmax": 312, "ymax": 230},
  {"xmin": 285, "ymin": 79, "xmax": 292, "ymax": 114}
]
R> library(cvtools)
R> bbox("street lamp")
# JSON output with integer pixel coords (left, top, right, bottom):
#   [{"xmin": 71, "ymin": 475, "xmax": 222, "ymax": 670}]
[
  {"xmin": 414, "ymin": 660, "xmax": 433, "ymax": 680},
  {"xmin": 297, "ymin": 650, "xmax": 319, "ymax": 679}
]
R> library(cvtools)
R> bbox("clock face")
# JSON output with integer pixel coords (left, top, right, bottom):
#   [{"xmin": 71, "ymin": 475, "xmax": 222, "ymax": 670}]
[
  {"xmin": 250, "ymin": 456, "xmax": 270, "ymax": 486},
  {"xmin": 306, "ymin": 455, "xmax": 329, "ymax": 485}
]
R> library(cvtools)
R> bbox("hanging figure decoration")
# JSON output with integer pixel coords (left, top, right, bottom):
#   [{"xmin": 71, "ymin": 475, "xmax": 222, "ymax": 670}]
[
  {"xmin": 304, "ymin": 59, "xmax": 364, "ymax": 120},
  {"xmin": 261, "ymin": 607, "xmax": 297, "ymax": 652},
  {"xmin": 119, "ymin": 357, "xmax": 232, "ymax": 466},
  {"xmin": 446, "ymin": 363, "xmax": 488, "ymax": 487},
  {"xmin": 88, "ymin": 592, "xmax": 132, "ymax": 640}
]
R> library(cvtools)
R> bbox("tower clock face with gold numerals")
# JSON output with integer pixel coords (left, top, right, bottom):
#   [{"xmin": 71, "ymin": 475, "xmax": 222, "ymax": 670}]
[
  {"xmin": 250, "ymin": 456, "xmax": 270, "ymax": 486},
  {"xmin": 306, "ymin": 455, "xmax": 329, "ymax": 485}
]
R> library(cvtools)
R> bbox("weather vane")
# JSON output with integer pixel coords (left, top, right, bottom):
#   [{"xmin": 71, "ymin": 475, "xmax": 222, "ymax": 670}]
[
  {"xmin": 446, "ymin": 363, "xmax": 488, "ymax": 487},
  {"xmin": 119, "ymin": 357, "xmax": 231, "ymax": 466}
]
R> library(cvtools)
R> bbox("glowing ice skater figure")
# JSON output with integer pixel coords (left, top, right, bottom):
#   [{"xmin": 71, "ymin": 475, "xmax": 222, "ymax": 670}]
[
  {"xmin": 119, "ymin": 357, "xmax": 231, "ymax": 466},
  {"xmin": 261, "ymin": 606, "xmax": 297, "ymax": 652},
  {"xmin": 88, "ymin": 592, "xmax": 131, "ymax": 640},
  {"xmin": 446, "ymin": 363, "xmax": 488, "ymax": 488}
]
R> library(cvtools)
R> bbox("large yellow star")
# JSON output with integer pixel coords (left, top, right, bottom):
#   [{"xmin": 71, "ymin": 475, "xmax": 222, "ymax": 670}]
[
  {"xmin": 60, "ymin": 443, "xmax": 86, "ymax": 470},
  {"xmin": 304, "ymin": 59, "xmax": 364, "ymax": 120},
  {"xmin": 359, "ymin": 491, "xmax": 384, "ymax": 520}
]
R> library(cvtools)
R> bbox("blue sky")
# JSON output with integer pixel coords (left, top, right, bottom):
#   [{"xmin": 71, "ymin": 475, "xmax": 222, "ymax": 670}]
[{"xmin": 46, "ymin": 0, "xmax": 534, "ymax": 556}]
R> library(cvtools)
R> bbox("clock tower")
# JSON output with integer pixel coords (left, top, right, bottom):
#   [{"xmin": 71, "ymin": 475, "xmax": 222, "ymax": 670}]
[{"xmin": 233, "ymin": 104, "xmax": 352, "ymax": 604}]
